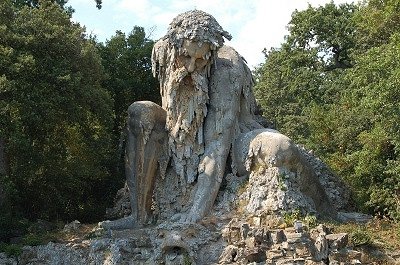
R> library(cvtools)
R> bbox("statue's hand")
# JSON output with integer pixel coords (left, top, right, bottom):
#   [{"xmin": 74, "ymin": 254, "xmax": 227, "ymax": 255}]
[
  {"xmin": 180, "ymin": 212, "xmax": 202, "ymax": 223},
  {"xmin": 175, "ymin": 67, "xmax": 189, "ymax": 83},
  {"xmin": 170, "ymin": 211, "xmax": 202, "ymax": 224}
]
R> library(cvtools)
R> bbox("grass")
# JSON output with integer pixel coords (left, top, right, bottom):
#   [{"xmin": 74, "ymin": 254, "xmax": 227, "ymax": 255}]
[
  {"xmin": 325, "ymin": 217, "xmax": 400, "ymax": 264},
  {"xmin": 0, "ymin": 223, "xmax": 99, "ymax": 258},
  {"xmin": 329, "ymin": 218, "xmax": 400, "ymax": 251}
]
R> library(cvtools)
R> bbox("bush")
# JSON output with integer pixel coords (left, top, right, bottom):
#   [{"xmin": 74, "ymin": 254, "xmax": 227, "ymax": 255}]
[{"xmin": 350, "ymin": 228, "xmax": 372, "ymax": 247}]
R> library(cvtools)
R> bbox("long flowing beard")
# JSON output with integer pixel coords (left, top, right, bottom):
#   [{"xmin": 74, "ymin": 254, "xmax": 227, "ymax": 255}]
[{"xmin": 164, "ymin": 67, "xmax": 209, "ymax": 184}]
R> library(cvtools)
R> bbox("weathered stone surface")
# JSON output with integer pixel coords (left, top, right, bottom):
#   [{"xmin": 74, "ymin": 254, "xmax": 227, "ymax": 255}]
[
  {"xmin": 337, "ymin": 212, "xmax": 373, "ymax": 223},
  {"xmin": 63, "ymin": 220, "xmax": 81, "ymax": 233},
  {"xmin": 235, "ymin": 131, "xmax": 336, "ymax": 219},
  {"xmin": 297, "ymin": 145, "xmax": 351, "ymax": 212},
  {"xmin": 286, "ymin": 232, "xmax": 308, "ymax": 244},
  {"xmin": 1, "ymin": 9, "xmax": 371, "ymax": 265},
  {"xmin": 0, "ymin": 253, "xmax": 17, "ymax": 265},
  {"xmin": 326, "ymin": 233, "xmax": 348, "ymax": 250},
  {"xmin": 105, "ymin": 183, "xmax": 131, "ymax": 219},
  {"xmin": 314, "ymin": 233, "xmax": 328, "ymax": 261},
  {"xmin": 19, "ymin": 242, "xmax": 89, "ymax": 265},
  {"xmin": 4, "ymin": 218, "xmax": 395, "ymax": 265},
  {"xmin": 267, "ymin": 248, "xmax": 285, "ymax": 260},
  {"xmin": 271, "ymin": 229, "xmax": 286, "ymax": 244},
  {"xmin": 329, "ymin": 249, "xmax": 362, "ymax": 264}
]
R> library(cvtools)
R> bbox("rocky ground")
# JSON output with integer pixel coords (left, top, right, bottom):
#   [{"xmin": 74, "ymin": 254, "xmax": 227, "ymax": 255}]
[{"xmin": 1, "ymin": 213, "xmax": 399, "ymax": 264}]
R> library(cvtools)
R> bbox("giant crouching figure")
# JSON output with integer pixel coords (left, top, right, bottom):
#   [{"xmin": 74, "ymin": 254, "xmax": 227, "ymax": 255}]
[{"xmin": 103, "ymin": 10, "xmax": 335, "ymax": 229}]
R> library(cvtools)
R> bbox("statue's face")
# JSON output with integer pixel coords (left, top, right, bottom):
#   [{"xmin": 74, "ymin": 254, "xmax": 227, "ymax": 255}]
[{"xmin": 176, "ymin": 40, "xmax": 211, "ymax": 73}]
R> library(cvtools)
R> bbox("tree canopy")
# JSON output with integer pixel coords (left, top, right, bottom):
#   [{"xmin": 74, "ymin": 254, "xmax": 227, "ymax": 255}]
[
  {"xmin": 0, "ymin": 0, "xmax": 161, "ymax": 241},
  {"xmin": 98, "ymin": 28, "xmax": 160, "ymax": 144},
  {"xmin": 255, "ymin": 0, "xmax": 400, "ymax": 220},
  {"xmin": 0, "ymin": 0, "xmax": 117, "ymax": 224}
]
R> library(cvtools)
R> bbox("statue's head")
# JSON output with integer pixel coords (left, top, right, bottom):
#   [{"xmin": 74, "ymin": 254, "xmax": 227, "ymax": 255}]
[
  {"xmin": 152, "ymin": 10, "xmax": 232, "ymax": 80},
  {"xmin": 165, "ymin": 10, "xmax": 231, "ymax": 52},
  {"xmin": 167, "ymin": 10, "xmax": 231, "ymax": 73}
]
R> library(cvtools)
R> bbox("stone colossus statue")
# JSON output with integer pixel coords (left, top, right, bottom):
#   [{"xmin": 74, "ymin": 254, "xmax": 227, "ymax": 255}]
[{"xmin": 119, "ymin": 10, "xmax": 334, "ymax": 228}]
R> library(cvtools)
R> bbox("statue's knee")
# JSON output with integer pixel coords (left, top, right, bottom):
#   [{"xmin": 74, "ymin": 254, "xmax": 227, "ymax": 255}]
[
  {"xmin": 128, "ymin": 101, "xmax": 156, "ymax": 118},
  {"xmin": 127, "ymin": 101, "xmax": 165, "ymax": 129},
  {"xmin": 233, "ymin": 129, "xmax": 299, "ymax": 174}
]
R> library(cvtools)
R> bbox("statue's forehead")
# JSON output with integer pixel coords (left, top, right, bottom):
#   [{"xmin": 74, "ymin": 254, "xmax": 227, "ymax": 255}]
[{"xmin": 182, "ymin": 39, "xmax": 210, "ymax": 54}]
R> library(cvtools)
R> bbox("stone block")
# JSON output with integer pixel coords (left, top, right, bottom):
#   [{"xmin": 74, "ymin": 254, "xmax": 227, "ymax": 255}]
[
  {"xmin": 314, "ymin": 234, "xmax": 328, "ymax": 261},
  {"xmin": 241, "ymin": 222, "xmax": 250, "ymax": 240},
  {"xmin": 262, "ymin": 228, "xmax": 272, "ymax": 244},
  {"xmin": 242, "ymin": 247, "xmax": 266, "ymax": 263},
  {"xmin": 294, "ymin": 242, "xmax": 312, "ymax": 258},
  {"xmin": 326, "ymin": 233, "xmax": 348, "ymax": 250},
  {"xmin": 230, "ymin": 226, "xmax": 241, "ymax": 243},
  {"xmin": 267, "ymin": 249, "xmax": 284, "ymax": 260},
  {"xmin": 219, "ymin": 245, "xmax": 239, "ymax": 264},
  {"xmin": 286, "ymin": 232, "xmax": 306, "ymax": 244},
  {"xmin": 253, "ymin": 216, "xmax": 262, "ymax": 227},
  {"xmin": 316, "ymin": 224, "xmax": 329, "ymax": 234},
  {"xmin": 245, "ymin": 237, "xmax": 257, "ymax": 248},
  {"xmin": 329, "ymin": 249, "xmax": 362, "ymax": 264},
  {"xmin": 275, "ymin": 258, "xmax": 305, "ymax": 264},
  {"xmin": 271, "ymin": 229, "xmax": 285, "ymax": 244},
  {"xmin": 252, "ymin": 228, "xmax": 264, "ymax": 245}
]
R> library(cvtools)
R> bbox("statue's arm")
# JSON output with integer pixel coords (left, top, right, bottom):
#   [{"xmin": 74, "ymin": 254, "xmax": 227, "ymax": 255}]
[{"xmin": 185, "ymin": 47, "xmax": 246, "ymax": 222}]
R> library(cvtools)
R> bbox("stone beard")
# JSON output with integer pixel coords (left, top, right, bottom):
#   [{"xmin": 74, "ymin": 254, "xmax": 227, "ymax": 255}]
[{"xmin": 163, "ymin": 60, "xmax": 210, "ymax": 184}]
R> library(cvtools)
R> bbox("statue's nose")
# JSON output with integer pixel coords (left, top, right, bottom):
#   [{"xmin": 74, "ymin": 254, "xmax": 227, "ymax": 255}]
[{"xmin": 187, "ymin": 58, "xmax": 196, "ymax": 73}]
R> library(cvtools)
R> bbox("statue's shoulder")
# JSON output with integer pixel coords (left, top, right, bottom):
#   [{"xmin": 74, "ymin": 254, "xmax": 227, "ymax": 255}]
[
  {"xmin": 214, "ymin": 45, "xmax": 251, "ymax": 75},
  {"xmin": 216, "ymin": 45, "xmax": 242, "ymax": 63},
  {"xmin": 215, "ymin": 45, "xmax": 250, "ymax": 70}
]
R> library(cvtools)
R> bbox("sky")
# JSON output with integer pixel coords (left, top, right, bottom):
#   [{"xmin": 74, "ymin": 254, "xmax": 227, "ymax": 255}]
[{"xmin": 68, "ymin": 0, "xmax": 354, "ymax": 69}]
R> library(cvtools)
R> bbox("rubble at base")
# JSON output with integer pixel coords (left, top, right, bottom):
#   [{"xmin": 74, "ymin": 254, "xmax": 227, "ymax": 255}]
[{"xmin": 2, "ymin": 215, "xmax": 398, "ymax": 265}]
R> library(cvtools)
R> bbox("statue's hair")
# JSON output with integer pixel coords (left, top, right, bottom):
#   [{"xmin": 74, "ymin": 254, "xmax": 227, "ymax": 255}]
[
  {"xmin": 152, "ymin": 10, "xmax": 231, "ymax": 100},
  {"xmin": 163, "ymin": 10, "xmax": 232, "ymax": 50}
]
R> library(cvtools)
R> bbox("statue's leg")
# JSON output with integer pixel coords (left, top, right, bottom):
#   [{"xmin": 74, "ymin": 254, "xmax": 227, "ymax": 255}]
[
  {"xmin": 232, "ymin": 129, "xmax": 336, "ymax": 218},
  {"xmin": 126, "ymin": 101, "xmax": 166, "ymax": 226},
  {"xmin": 100, "ymin": 101, "xmax": 166, "ymax": 230}
]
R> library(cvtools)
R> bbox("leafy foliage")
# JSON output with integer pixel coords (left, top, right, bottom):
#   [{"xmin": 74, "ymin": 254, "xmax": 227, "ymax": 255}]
[
  {"xmin": 0, "ymin": 0, "xmax": 116, "ymax": 224},
  {"xmin": 0, "ymin": 0, "xmax": 162, "ymax": 243},
  {"xmin": 98, "ymin": 28, "xmax": 159, "ymax": 143},
  {"xmin": 255, "ymin": 0, "xmax": 400, "ymax": 220}
]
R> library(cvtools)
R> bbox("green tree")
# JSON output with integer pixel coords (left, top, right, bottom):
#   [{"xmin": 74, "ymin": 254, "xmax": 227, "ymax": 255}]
[
  {"xmin": 0, "ymin": 0, "xmax": 115, "ymax": 224},
  {"xmin": 329, "ymin": 34, "xmax": 399, "ymax": 219},
  {"xmin": 288, "ymin": 2, "xmax": 357, "ymax": 70},
  {"xmin": 254, "ymin": 2, "xmax": 358, "ymax": 143},
  {"xmin": 355, "ymin": 0, "xmax": 400, "ymax": 49},
  {"xmin": 12, "ymin": 0, "xmax": 101, "ymax": 10},
  {"xmin": 98, "ymin": 28, "xmax": 160, "ymax": 144},
  {"xmin": 254, "ymin": 45, "xmax": 323, "ymax": 141},
  {"xmin": 255, "ymin": 0, "xmax": 400, "ymax": 220}
]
